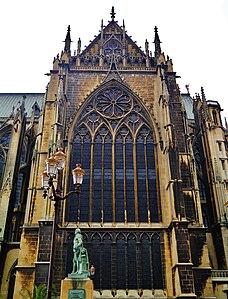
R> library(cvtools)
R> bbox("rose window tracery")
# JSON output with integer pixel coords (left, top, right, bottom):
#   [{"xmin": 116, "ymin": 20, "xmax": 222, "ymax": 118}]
[
  {"xmin": 104, "ymin": 39, "xmax": 122, "ymax": 56},
  {"xmin": 95, "ymin": 86, "xmax": 132, "ymax": 119}
]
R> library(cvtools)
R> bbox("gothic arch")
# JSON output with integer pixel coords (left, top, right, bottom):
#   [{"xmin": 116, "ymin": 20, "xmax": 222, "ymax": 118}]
[
  {"xmin": 66, "ymin": 79, "xmax": 160, "ymax": 225},
  {"xmin": 67, "ymin": 79, "xmax": 158, "ymax": 141}
]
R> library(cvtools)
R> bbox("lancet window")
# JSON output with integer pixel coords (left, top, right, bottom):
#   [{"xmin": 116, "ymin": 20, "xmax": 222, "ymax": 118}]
[{"xmin": 66, "ymin": 81, "xmax": 159, "ymax": 224}]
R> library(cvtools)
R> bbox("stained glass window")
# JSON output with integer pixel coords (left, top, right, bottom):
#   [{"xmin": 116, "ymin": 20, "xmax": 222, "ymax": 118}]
[{"xmin": 66, "ymin": 81, "xmax": 159, "ymax": 224}]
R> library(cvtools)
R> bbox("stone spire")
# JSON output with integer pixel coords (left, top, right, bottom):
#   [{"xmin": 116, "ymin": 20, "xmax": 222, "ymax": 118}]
[
  {"xmin": 64, "ymin": 25, "xmax": 72, "ymax": 53},
  {"xmin": 154, "ymin": 26, "xmax": 162, "ymax": 58},
  {"xmin": 201, "ymin": 87, "xmax": 209, "ymax": 121}
]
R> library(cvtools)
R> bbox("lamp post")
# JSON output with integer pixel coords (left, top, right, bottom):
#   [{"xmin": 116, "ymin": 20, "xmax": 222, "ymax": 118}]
[{"xmin": 41, "ymin": 149, "xmax": 85, "ymax": 299}]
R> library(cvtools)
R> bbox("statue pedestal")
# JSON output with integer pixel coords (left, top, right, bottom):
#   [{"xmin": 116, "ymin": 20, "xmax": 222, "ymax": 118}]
[{"xmin": 60, "ymin": 278, "xmax": 94, "ymax": 299}]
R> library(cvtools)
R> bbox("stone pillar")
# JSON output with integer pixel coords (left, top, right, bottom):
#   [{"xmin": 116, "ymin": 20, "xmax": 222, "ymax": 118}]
[{"xmin": 60, "ymin": 278, "xmax": 93, "ymax": 299}]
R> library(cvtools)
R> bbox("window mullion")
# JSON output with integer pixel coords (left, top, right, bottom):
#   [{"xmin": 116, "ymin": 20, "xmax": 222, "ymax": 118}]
[
  {"xmin": 123, "ymin": 136, "xmax": 127, "ymax": 224},
  {"xmin": 89, "ymin": 137, "xmax": 94, "ymax": 225},
  {"xmin": 101, "ymin": 136, "xmax": 105, "ymax": 226},
  {"xmin": 144, "ymin": 136, "xmax": 151, "ymax": 223},
  {"xmin": 112, "ymin": 136, "xmax": 116, "ymax": 225},
  {"xmin": 133, "ymin": 138, "xmax": 139, "ymax": 225}
]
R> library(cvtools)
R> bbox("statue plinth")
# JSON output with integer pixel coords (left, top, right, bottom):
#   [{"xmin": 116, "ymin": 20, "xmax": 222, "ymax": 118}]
[
  {"xmin": 68, "ymin": 271, "xmax": 90, "ymax": 280},
  {"xmin": 60, "ymin": 228, "xmax": 93, "ymax": 299},
  {"xmin": 60, "ymin": 277, "xmax": 93, "ymax": 299}
]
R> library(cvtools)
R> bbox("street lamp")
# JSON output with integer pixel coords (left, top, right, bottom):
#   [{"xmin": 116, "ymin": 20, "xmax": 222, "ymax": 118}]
[{"xmin": 41, "ymin": 149, "xmax": 85, "ymax": 299}]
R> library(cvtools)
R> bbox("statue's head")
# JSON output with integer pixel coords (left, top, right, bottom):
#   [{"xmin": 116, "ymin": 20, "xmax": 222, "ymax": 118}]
[{"xmin": 75, "ymin": 228, "xmax": 81, "ymax": 235}]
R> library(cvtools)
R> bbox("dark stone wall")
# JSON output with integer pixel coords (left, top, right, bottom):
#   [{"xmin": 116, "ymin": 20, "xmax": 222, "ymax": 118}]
[
  {"xmin": 174, "ymin": 223, "xmax": 191, "ymax": 263},
  {"xmin": 193, "ymin": 268, "xmax": 211, "ymax": 297},
  {"xmin": 178, "ymin": 265, "xmax": 194, "ymax": 294},
  {"xmin": 212, "ymin": 225, "xmax": 226, "ymax": 269},
  {"xmin": 35, "ymin": 222, "xmax": 67, "ymax": 289},
  {"xmin": 189, "ymin": 229, "xmax": 206, "ymax": 267}
]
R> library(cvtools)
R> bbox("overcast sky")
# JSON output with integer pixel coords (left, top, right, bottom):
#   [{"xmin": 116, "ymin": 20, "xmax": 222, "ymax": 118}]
[{"xmin": 1, "ymin": 0, "xmax": 227, "ymax": 120}]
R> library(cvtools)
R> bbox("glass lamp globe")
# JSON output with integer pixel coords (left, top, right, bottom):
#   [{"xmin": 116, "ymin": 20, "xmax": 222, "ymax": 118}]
[
  {"xmin": 41, "ymin": 169, "xmax": 49, "ymax": 190},
  {"xmin": 54, "ymin": 149, "xmax": 67, "ymax": 170},
  {"xmin": 46, "ymin": 156, "xmax": 59, "ymax": 178},
  {"xmin": 72, "ymin": 164, "xmax": 85, "ymax": 186}
]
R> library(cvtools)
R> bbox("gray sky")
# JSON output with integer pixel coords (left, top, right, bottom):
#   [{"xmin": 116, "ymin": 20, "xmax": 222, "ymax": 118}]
[{"xmin": 1, "ymin": 0, "xmax": 227, "ymax": 119}]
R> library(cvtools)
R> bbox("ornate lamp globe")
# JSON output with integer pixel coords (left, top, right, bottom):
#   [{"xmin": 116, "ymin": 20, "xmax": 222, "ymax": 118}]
[
  {"xmin": 46, "ymin": 156, "xmax": 59, "ymax": 178},
  {"xmin": 54, "ymin": 149, "xmax": 66, "ymax": 170},
  {"xmin": 72, "ymin": 164, "xmax": 85, "ymax": 186},
  {"xmin": 41, "ymin": 169, "xmax": 49, "ymax": 190}
]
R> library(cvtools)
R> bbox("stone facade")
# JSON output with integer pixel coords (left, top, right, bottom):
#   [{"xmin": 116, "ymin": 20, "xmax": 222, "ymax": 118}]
[{"xmin": 0, "ymin": 8, "xmax": 227, "ymax": 299}]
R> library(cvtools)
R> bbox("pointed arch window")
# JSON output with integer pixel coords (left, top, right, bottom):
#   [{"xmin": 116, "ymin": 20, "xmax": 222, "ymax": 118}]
[{"xmin": 66, "ymin": 81, "xmax": 159, "ymax": 224}]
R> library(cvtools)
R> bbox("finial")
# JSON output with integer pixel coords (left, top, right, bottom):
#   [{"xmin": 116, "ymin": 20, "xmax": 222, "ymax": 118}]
[
  {"xmin": 123, "ymin": 19, "xmax": 125, "ymax": 28},
  {"xmin": 77, "ymin": 38, "xmax": 81, "ymax": 55},
  {"xmin": 185, "ymin": 84, "xmax": 190, "ymax": 94},
  {"xmin": 111, "ymin": 6, "xmax": 116, "ymax": 21},
  {"xmin": 154, "ymin": 26, "xmax": 162, "ymax": 58},
  {"xmin": 64, "ymin": 25, "xmax": 72, "ymax": 53},
  {"xmin": 201, "ymin": 87, "xmax": 206, "ymax": 101}
]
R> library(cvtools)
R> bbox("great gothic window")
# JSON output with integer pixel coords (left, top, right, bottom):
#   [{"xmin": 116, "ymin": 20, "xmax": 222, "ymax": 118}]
[
  {"xmin": 66, "ymin": 81, "xmax": 159, "ymax": 224},
  {"xmin": 65, "ymin": 81, "xmax": 164, "ymax": 291}
]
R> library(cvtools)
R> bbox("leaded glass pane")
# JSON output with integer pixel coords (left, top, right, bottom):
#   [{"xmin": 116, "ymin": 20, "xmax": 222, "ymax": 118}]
[
  {"xmin": 115, "ymin": 134, "xmax": 124, "ymax": 222},
  {"xmin": 126, "ymin": 140, "xmax": 134, "ymax": 222},
  {"xmin": 68, "ymin": 81, "xmax": 159, "ymax": 224}
]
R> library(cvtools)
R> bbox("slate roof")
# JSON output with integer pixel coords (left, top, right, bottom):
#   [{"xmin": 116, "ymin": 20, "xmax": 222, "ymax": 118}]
[
  {"xmin": 0, "ymin": 93, "xmax": 44, "ymax": 118},
  {"xmin": 181, "ymin": 93, "xmax": 194, "ymax": 120}
]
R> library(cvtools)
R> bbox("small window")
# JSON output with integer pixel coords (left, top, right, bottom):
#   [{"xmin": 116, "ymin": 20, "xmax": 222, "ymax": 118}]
[
  {"xmin": 221, "ymin": 160, "xmax": 226, "ymax": 171},
  {"xmin": 212, "ymin": 110, "xmax": 218, "ymax": 125},
  {"xmin": 218, "ymin": 142, "xmax": 222, "ymax": 151}
]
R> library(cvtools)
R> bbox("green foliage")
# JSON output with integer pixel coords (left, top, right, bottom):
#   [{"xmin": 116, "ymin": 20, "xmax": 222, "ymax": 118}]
[
  {"xmin": 20, "ymin": 283, "xmax": 59, "ymax": 299},
  {"xmin": 20, "ymin": 284, "xmax": 46, "ymax": 299}
]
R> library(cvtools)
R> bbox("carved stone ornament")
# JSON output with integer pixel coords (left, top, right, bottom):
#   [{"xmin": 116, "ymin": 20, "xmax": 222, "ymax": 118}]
[{"xmin": 95, "ymin": 86, "xmax": 133, "ymax": 119}]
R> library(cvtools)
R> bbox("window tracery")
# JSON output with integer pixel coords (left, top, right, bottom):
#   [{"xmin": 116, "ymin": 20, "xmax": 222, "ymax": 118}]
[
  {"xmin": 67, "ymin": 81, "xmax": 159, "ymax": 224},
  {"xmin": 104, "ymin": 39, "xmax": 122, "ymax": 57}
]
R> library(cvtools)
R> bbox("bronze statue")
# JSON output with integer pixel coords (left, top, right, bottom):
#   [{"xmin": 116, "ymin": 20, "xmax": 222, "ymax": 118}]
[{"xmin": 70, "ymin": 228, "xmax": 89, "ymax": 278}]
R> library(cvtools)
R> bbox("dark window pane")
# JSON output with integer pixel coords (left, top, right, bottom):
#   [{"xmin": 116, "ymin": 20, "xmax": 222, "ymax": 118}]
[
  {"xmin": 141, "ymin": 235, "xmax": 152, "ymax": 289},
  {"xmin": 137, "ymin": 141, "xmax": 147, "ymax": 222},
  {"xmin": 93, "ymin": 136, "xmax": 102, "ymax": 222},
  {"xmin": 127, "ymin": 234, "xmax": 137, "ymax": 289},
  {"xmin": 115, "ymin": 137, "xmax": 124, "ymax": 222},
  {"xmin": 152, "ymin": 234, "xmax": 163, "ymax": 289},
  {"xmin": 126, "ymin": 141, "xmax": 135, "ymax": 222},
  {"xmin": 104, "ymin": 139, "xmax": 112, "ymax": 222},
  {"xmin": 117, "ymin": 234, "xmax": 126, "ymax": 289}
]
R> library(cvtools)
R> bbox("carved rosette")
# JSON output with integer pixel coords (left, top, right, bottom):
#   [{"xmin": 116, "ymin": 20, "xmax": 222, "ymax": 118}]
[{"xmin": 95, "ymin": 86, "xmax": 133, "ymax": 119}]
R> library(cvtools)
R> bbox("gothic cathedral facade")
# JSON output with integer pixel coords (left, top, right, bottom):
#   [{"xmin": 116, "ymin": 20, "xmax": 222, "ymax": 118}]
[{"xmin": 0, "ymin": 8, "xmax": 228, "ymax": 299}]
